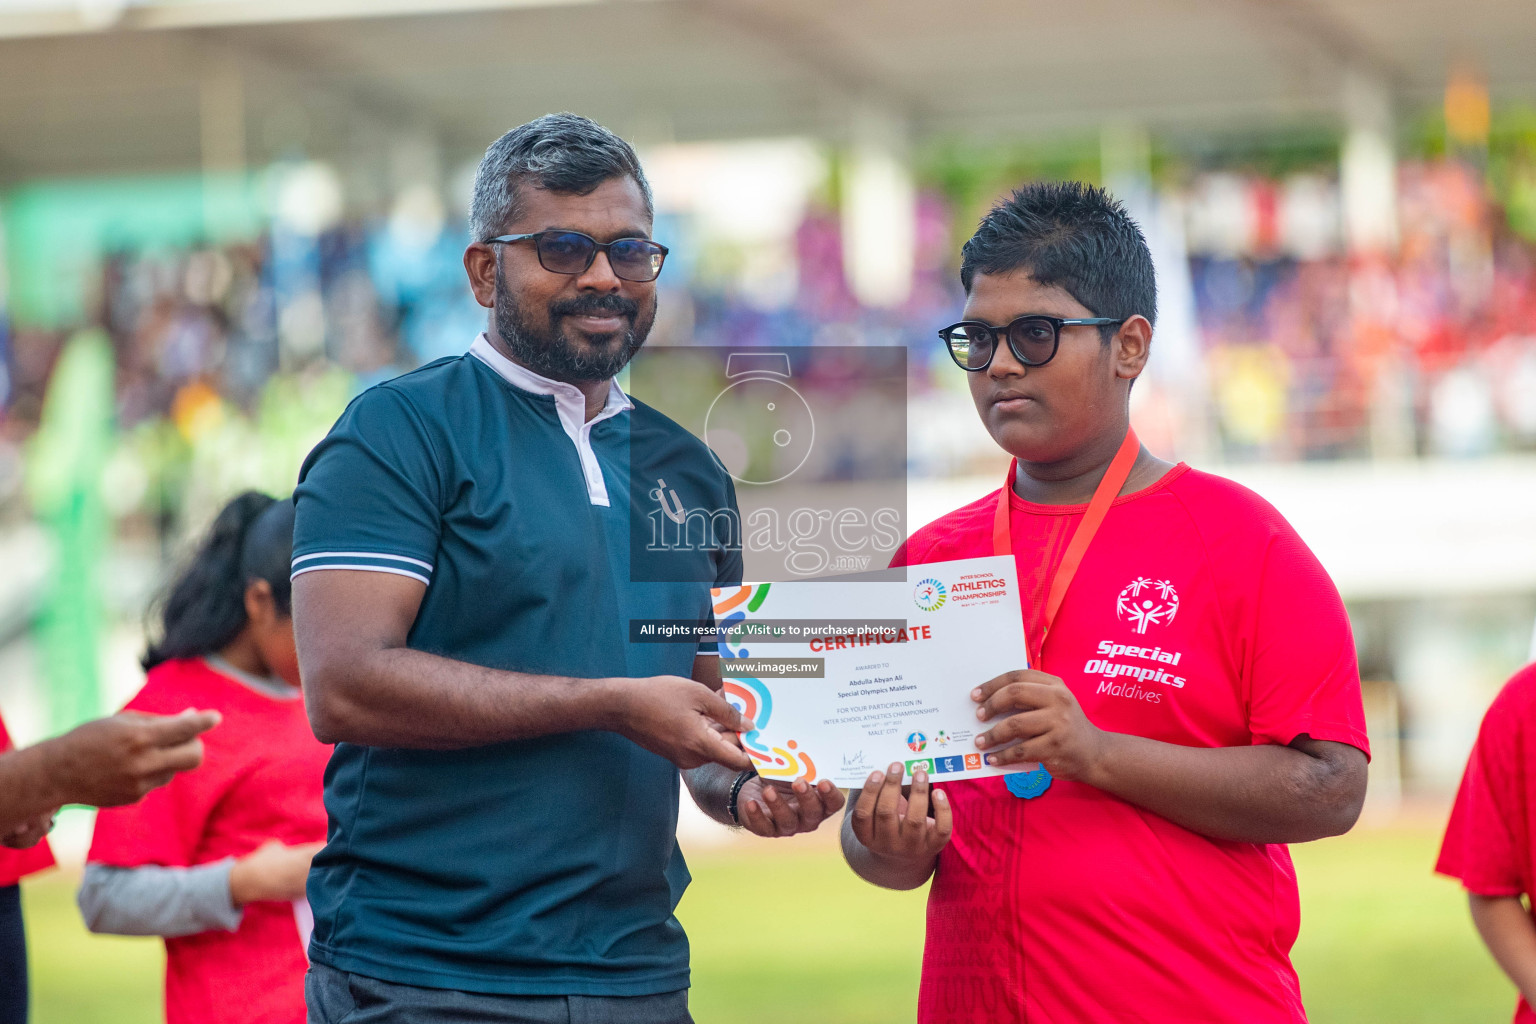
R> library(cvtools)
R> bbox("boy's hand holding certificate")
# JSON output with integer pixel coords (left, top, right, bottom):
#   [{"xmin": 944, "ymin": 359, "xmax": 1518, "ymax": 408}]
[{"xmin": 713, "ymin": 555, "xmax": 1037, "ymax": 787}]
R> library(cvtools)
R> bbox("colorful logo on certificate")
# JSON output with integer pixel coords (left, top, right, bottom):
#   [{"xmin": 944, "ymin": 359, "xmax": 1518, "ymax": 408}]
[
  {"xmin": 963, "ymin": 753, "xmax": 983, "ymax": 770},
  {"xmin": 933, "ymin": 755, "xmax": 966, "ymax": 774},
  {"xmin": 906, "ymin": 732, "xmax": 927, "ymax": 752},
  {"xmin": 720, "ymin": 675, "xmax": 818, "ymax": 783},
  {"xmin": 905, "ymin": 758, "xmax": 934, "ymax": 777},
  {"xmin": 913, "ymin": 578, "xmax": 947, "ymax": 611},
  {"xmin": 710, "ymin": 583, "xmax": 773, "ymax": 657}
]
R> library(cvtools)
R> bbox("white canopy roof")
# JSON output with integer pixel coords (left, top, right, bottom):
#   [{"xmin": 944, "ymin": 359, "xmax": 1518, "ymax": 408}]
[{"xmin": 1, "ymin": 0, "xmax": 1533, "ymax": 181}]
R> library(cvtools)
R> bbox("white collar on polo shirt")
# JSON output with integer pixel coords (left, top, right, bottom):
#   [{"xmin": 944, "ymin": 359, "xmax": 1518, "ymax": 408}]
[{"xmin": 469, "ymin": 332, "xmax": 634, "ymax": 507}]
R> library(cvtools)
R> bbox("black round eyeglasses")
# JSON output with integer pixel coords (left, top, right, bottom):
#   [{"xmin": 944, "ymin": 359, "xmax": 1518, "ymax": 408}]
[{"xmin": 938, "ymin": 314, "xmax": 1124, "ymax": 371}]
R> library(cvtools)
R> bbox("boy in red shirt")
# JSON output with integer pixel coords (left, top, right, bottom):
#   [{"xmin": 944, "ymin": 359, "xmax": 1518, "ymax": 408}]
[
  {"xmin": 841, "ymin": 181, "xmax": 1371, "ymax": 1023},
  {"xmin": 1437, "ymin": 663, "xmax": 1536, "ymax": 1023},
  {"xmin": 82, "ymin": 493, "xmax": 330, "ymax": 1024}
]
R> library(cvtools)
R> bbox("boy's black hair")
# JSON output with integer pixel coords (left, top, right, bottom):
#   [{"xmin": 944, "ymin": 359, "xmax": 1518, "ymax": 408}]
[
  {"xmin": 960, "ymin": 181, "xmax": 1158, "ymax": 338},
  {"xmin": 142, "ymin": 492, "xmax": 296, "ymax": 670}
]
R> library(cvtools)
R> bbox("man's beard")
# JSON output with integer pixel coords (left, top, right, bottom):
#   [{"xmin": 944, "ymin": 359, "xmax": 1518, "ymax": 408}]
[{"xmin": 492, "ymin": 277, "xmax": 653, "ymax": 384}]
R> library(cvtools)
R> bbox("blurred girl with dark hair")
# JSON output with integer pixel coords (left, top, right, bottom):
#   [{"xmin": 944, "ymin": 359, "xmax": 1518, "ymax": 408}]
[{"xmin": 80, "ymin": 491, "xmax": 330, "ymax": 1024}]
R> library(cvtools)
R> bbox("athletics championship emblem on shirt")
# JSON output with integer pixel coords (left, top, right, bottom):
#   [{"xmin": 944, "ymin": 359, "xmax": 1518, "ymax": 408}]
[{"xmin": 1116, "ymin": 577, "xmax": 1180, "ymax": 634}]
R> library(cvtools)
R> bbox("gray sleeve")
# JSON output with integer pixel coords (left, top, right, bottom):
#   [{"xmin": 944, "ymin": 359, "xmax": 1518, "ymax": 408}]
[{"xmin": 78, "ymin": 860, "xmax": 244, "ymax": 937}]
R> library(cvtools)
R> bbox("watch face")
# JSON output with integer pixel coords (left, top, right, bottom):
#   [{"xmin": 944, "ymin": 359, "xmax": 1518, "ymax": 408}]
[{"xmin": 703, "ymin": 376, "xmax": 816, "ymax": 485}]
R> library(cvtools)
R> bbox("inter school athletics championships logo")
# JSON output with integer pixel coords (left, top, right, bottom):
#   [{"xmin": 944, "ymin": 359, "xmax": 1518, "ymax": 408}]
[
  {"xmin": 914, "ymin": 578, "xmax": 947, "ymax": 611},
  {"xmin": 1116, "ymin": 577, "xmax": 1179, "ymax": 634}
]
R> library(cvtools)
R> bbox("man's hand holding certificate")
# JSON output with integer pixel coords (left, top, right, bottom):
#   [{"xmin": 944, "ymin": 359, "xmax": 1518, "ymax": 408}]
[{"xmin": 712, "ymin": 555, "xmax": 1043, "ymax": 788}]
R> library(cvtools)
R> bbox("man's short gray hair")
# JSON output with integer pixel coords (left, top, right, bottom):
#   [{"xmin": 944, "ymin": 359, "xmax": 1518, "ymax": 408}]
[{"xmin": 468, "ymin": 113, "xmax": 653, "ymax": 241}]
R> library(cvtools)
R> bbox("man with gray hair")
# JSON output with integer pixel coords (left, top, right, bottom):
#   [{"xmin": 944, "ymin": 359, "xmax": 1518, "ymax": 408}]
[{"xmin": 291, "ymin": 112, "xmax": 843, "ymax": 1023}]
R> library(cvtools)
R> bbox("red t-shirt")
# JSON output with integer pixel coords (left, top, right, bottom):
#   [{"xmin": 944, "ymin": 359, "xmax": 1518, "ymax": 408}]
[
  {"xmin": 1436, "ymin": 664, "xmax": 1536, "ymax": 1024},
  {"xmin": 0, "ymin": 710, "xmax": 56, "ymax": 886},
  {"xmin": 895, "ymin": 464, "xmax": 1370, "ymax": 1024},
  {"xmin": 88, "ymin": 658, "xmax": 331, "ymax": 1024}
]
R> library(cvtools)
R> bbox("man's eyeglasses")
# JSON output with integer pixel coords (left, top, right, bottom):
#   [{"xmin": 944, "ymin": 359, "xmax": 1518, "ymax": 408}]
[
  {"xmin": 938, "ymin": 315, "xmax": 1125, "ymax": 371},
  {"xmin": 483, "ymin": 230, "xmax": 669, "ymax": 283}
]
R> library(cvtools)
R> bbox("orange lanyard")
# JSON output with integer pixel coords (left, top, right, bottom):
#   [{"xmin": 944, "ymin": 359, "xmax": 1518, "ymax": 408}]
[{"xmin": 993, "ymin": 428, "xmax": 1141, "ymax": 665}]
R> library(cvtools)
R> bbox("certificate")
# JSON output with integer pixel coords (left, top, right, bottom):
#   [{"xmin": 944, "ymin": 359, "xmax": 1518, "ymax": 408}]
[{"xmin": 712, "ymin": 555, "xmax": 1036, "ymax": 787}]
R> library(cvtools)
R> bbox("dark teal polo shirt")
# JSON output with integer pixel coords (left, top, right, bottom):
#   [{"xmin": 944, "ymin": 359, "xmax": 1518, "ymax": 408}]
[{"xmin": 291, "ymin": 337, "xmax": 740, "ymax": 996}]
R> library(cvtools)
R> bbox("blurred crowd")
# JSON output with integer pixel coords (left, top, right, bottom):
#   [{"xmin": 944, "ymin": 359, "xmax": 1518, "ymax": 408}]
[
  {"xmin": 1187, "ymin": 159, "xmax": 1536, "ymax": 460},
  {"xmin": 0, "ymin": 152, "xmax": 1533, "ymax": 544}
]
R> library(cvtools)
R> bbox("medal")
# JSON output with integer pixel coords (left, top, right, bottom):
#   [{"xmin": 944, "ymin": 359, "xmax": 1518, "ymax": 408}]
[
  {"xmin": 1005, "ymin": 767, "xmax": 1053, "ymax": 799},
  {"xmin": 992, "ymin": 427, "xmax": 1141, "ymax": 800}
]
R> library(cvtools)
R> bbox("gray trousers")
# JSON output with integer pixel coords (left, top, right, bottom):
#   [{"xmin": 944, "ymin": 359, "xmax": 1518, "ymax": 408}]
[{"xmin": 305, "ymin": 962, "xmax": 693, "ymax": 1024}]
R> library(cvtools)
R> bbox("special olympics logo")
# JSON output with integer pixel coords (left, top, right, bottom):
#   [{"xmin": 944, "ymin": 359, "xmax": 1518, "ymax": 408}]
[
  {"xmin": 914, "ymin": 578, "xmax": 947, "ymax": 611},
  {"xmin": 907, "ymin": 732, "xmax": 927, "ymax": 753},
  {"xmin": 1116, "ymin": 577, "xmax": 1179, "ymax": 634}
]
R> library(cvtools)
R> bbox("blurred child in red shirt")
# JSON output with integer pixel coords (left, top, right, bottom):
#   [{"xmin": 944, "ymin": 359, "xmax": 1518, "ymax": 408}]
[
  {"xmin": 0, "ymin": 710, "xmax": 56, "ymax": 1024},
  {"xmin": 1438, "ymin": 663, "xmax": 1536, "ymax": 1024},
  {"xmin": 80, "ymin": 492, "xmax": 331, "ymax": 1024}
]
